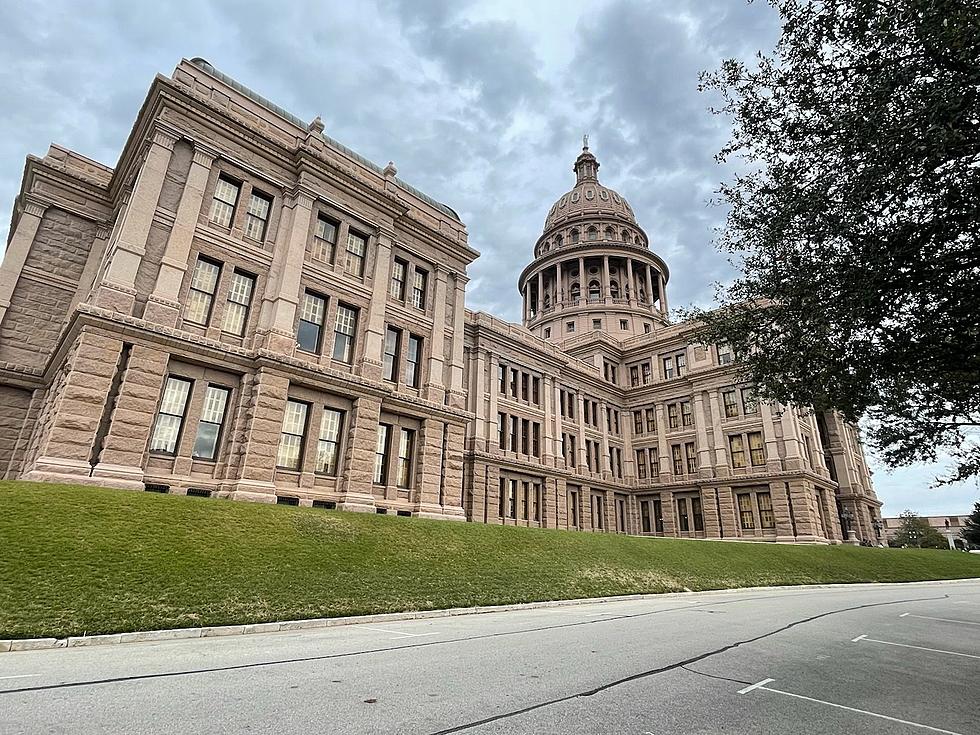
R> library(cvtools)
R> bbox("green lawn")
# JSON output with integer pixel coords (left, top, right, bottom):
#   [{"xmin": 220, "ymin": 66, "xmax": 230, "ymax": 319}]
[{"xmin": 1, "ymin": 481, "xmax": 977, "ymax": 639}]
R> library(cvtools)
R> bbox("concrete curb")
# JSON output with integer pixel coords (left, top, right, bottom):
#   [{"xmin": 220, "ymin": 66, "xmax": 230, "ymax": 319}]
[{"xmin": 3, "ymin": 577, "xmax": 978, "ymax": 654}]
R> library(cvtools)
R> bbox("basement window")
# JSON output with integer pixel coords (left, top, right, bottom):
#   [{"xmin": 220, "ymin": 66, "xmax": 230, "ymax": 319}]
[
  {"xmin": 312, "ymin": 500, "xmax": 337, "ymax": 510},
  {"xmin": 144, "ymin": 483, "xmax": 170, "ymax": 494},
  {"xmin": 186, "ymin": 488, "xmax": 212, "ymax": 498},
  {"xmin": 376, "ymin": 507, "xmax": 389, "ymax": 515},
  {"xmin": 276, "ymin": 496, "xmax": 300, "ymax": 506},
  {"xmin": 396, "ymin": 510, "xmax": 412, "ymax": 517}
]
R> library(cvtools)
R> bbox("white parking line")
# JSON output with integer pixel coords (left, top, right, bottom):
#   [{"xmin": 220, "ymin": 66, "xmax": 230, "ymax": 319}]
[
  {"xmin": 851, "ymin": 634, "xmax": 980, "ymax": 660},
  {"xmin": 899, "ymin": 612, "xmax": 980, "ymax": 627},
  {"xmin": 353, "ymin": 625, "xmax": 438, "ymax": 639},
  {"xmin": 0, "ymin": 674, "xmax": 41, "ymax": 681},
  {"xmin": 736, "ymin": 678, "xmax": 965, "ymax": 735}
]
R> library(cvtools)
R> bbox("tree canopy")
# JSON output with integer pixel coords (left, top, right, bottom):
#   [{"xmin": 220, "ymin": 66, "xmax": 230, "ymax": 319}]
[
  {"xmin": 694, "ymin": 0, "xmax": 980, "ymax": 484},
  {"xmin": 961, "ymin": 501, "xmax": 980, "ymax": 545},
  {"xmin": 888, "ymin": 510, "xmax": 951, "ymax": 549}
]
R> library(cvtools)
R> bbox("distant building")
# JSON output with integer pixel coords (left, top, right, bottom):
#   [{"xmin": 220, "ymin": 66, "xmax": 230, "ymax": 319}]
[
  {"xmin": 882, "ymin": 515, "xmax": 975, "ymax": 550},
  {"xmin": 0, "ymin": 58, "xmax": 882, "ymax": 543}
]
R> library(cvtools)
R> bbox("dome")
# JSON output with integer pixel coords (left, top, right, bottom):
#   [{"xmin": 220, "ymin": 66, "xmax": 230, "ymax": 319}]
[{"xmin": 543, "ymin": 142, "xmax": 636, "ymax": 231}]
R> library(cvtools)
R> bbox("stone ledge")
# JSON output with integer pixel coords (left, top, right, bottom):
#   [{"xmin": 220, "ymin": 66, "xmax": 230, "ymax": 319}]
[{"xmin": 3, "ymin": 578, "xmax": 978, "ymax": 654}]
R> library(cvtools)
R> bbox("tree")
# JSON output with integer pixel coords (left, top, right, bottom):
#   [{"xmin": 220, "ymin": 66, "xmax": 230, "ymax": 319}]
[
  {"xmin": 961, "ymin": 501, "xmax": 980, "ymax": 546},
  {"xmin": 888, "ymin": 510, "xmax": 950, "ymax": 549},
  {"xmin": 693, "ymin": 0, "xmax": 980, "ymax": 484}
]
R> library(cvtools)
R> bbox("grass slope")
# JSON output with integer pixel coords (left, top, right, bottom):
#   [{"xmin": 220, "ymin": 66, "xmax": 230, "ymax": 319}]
[{"xmin": 2, "ymin": 481, "xmax": 977, "ymax": 639}]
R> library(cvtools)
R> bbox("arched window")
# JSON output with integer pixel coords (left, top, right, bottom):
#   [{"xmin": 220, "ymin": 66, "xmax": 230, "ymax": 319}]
[
  {"xmin": 555, "ymin": 234, "xmax": 563, "ymax": 247},
  {"xmin": 543, "ymin": 292, "xmax": 551, "ymax": 308},
  {"xmin": 588, "ymin": 280, "xmax": 601, "ymax": 301},
  {"xmin": 587, "ymin": 227, "xmax": 598, "ymax": 241},
  {"xmin": 570, "ymin": 229, "xmax": 580, "ymax": 243},
  {"xmin": 638, "ymin": 286, "xmax": 647, "ymax": 303},
  {"xmin": 622, "ymin": 230, "xmax": 632, "ymax": 244},
  {"xmin": 604, "ymin": 226, "xmax": 614, "ymax": 240},
  {"xmin": 610, "ymin": 280, "xmax": 620, "ymax": 299},
  {"xmin": 570, "ymin": 282, "xmax": 581, "ymax": 301}
]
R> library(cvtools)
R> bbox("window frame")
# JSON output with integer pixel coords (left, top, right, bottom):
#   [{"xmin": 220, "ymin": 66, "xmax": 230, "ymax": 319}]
[
  {"xmin": 315, "ymin": 407, "xmax": 345, "ymax": 476},
  {"xmin": 332, "ymin": 303, "xmax": 358, "ymax": 363},
  {"xmin": 149, "ymin": 376, "xmax": 193, "ymax": 456},
  {"xmin": 243, "ymin": 189, "xmax": 273, "ymax": 241},
  {"xmin": 276, "ymin": 399, "xmax": 310, "ymax": 471},
  {"xmin": 209, "ymin": 176, "xmax": 240, "ymax": 229},
  {"xmin": 297, "ymin": 290, "xmax": 327, "ymax": 354},
  {"xmin": 185, "ymin": 256, "xmax": 222, "ymax": 327},
  {"xmin": 221, "ymin": 269, "xmax": 256, "ymax": 336},
  {"xmin": 191, "ymin": 383, "xmax": 231, "ymax": 461}
]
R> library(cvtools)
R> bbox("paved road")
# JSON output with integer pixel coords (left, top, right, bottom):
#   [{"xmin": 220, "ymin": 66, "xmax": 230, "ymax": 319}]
[{"xmin": 1, "ymin": 580, "xmax": 978, "ymax": 734}]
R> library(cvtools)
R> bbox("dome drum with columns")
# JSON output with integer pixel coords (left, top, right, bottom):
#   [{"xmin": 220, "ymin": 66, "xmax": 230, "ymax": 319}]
[{"xmin": 518, "ymin": 143, "xmax": 670, "ymax": 341}]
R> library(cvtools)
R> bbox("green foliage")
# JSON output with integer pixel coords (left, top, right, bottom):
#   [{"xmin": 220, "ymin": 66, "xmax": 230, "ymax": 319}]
[
  {"xmin": 888, "ymin": 509, "xmax": 950, "ymax": 548},
  {"xmin": 692, "ymin": 0, "xmax": 980, "ymax": 484},
  {"xmin": 1, "ymin": 481, "xmax": 977, "ymax": 639},
  {"xmin": 961, "ymin": 501, "xmax": 980, "ymax": 545}
]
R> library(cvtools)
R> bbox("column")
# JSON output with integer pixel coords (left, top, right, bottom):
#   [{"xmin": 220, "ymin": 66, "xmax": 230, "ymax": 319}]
[
  {"xmin": 95, "ymin": 128, "xmax": 178, "ymax": 314},
  {"xmin": 448, "ymin": 273, "xmax": 467, "ymax": 408},
  {"xmin": 655, "ymin": 405, "xmax": 671, "ymax": 483},
  {"xmin": 781, "ymin": 406, "xmax": 806, "ymax": 471},
  {"xmin": 658, "ymin": 271, "xmax": 668, "ymax": 315},
  {"xmin": 362, "ymin": 229, "xmax": 394, "ymax": 381},
  {"xmin": 542, "ymin": 375, "xmax": 556, "ymax": 466},
  {"xmin": 598, "ymin": 399, "xmax": 611, "ymax": 479},
  {"xmin": 337, "ymin": 395, "xmax": 382, "ymax": 511},
  {"xmin": 760, "ymin": 402, "xmax": 783, "ymax": 473},
  {"xmin": 471, "ymin": 349, "xmax": 487, "ymax": 445},
  {"xmin": 144, "ymin": 145, "xmax": 217, "ymax": 326},
  {"xmin": 660, "ymin": 490, "xmax": 676, "ymax": 536},
  {"xmin": 701, "ymin": 488, "xmax": 721, "ymax": 538},
  {"xmin": 227, "ymin": 367, "xmax": 290, "ymax": 502},
  {"xmin": 645, "ymin": 264, "xmax": 654, "ymax": 307},
  {"xmin": 537, "ymin": 270, "xmax": 544, "ymax": 313},
  {"xmin": 577, "ymin": 256, "xmax": 585, "ymax": 303},
  {"xmin": 552, "ymin": 377, "xmax": 564, "ymax": 467},
  {"xmin": 707, "ymin": 391, "xmax": 730, "ymax": 477},
  {"xmin": 626, "ymin": 258, "xmax": 635, "ymax": 304},
  {"xmin": 424, "ymin": 266, "xmax": 449, "ymax": 402},
  {"xmin": 575, "ymin": 393, "xmax": 587, "ymax": 473},
  {"xmin": 602, "ymin": 255, "xmax": 611, "ymax": 301},
  {"xmin": 487, "ymin": 353, "xmax": 499, "ymax": 451},
  {"xmin": 415, "ymin": 418, "xmax": 446, "ymax": 517},
  {"xmin": 556, "ymin": 261, "xmax": 563, "ymax": 306},
  {"xmin": 0, "ymin": 198, "xmax": 47, "ymax": 328},
  {"xmin": 788, "ymin": 480, "xmax": 821, "ymax": 541},
  {"xmin": 693, "ymin": 393, "xmax": 712, "ymax": 478},
  {"xmin": 256, "ymin": 188, "xmax": 315, "ymax": 354},
  {"xmin": 716, "ymin": 486, "xmax": 739, "ymax": 537},
  {"xmin": 70, "ymin": 224, "xmax": 112, "ymax": 315},
  {"xmin": 770, "ymin": 481, "xmax": 797, "ymax": 542}
]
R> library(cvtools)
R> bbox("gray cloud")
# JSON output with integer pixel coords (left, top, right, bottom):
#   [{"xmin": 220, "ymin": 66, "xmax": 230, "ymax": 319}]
[{"xmin": 0, "ymin": 0, "xmax": 974, "ymax": 515}]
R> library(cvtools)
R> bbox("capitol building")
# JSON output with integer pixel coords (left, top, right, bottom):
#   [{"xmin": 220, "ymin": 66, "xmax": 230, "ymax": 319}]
[{"xmin": 0, "ymin": 58, "xmax": 882, "ymax": 543}]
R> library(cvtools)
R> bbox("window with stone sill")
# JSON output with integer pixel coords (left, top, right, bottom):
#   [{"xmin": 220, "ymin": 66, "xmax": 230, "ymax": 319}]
[
  {"xmin": 757, "ymin": 491, "xmax": 775, "ymax": 529},
  {"xmin": 681, "ymin": 400, "xmax": 693, "ymax": 427},
  {"xmin": 636, "ymin": 449, "xmax": 647, "ymax": 479},
  {"xmin": 383, "ymin": 325, "xmax": 401, "ymax": 382},
  {"xmin": 405, "ymin": 334, "xmax": 423, "ymax": 388},
  {"xmin": 332, "ymin": 304, "xmax": 358, "ymax": 363},
  {"xmin": 390, "ymin": 258, "xmax": 407, "ymax": 301},
  {"xmin": 633, "ymin": 410, "xmax": 643, "ymax": 435},
  {"xmin": 191, "ymin": 384, "xmax": 230, "ymax": 461},
  {"xmin": 737, "ymin": 493, "xmax": 755, "ymax": 530},
  {"xmin": 566, "ymin": 321, "xmax": 575, "ymax": 333},
  {"xmin": 667, "ymin": 403, "xmax": 679, "ymax": 429},
  {"xmin": 374, "ymin": 424, "xmax": 391, "ymax": 484},
  {"xmin": 678, "ymin": 497, "xmax": 690, "ymax": 532},
  {"xmin": 620, "ymin": 319, "xmax": 628, "ymax": 330},
  {"xmin": 749, "ymin": 431, "xmax": 766, "ymax": 466},
  {"xmin": 722, "ymin": 390, "xmax": 739, "ymax": 418},
  {"xmin": 149, "ymin": 376, "xmax": 192, "ymax": 455},
  {"xmin": 209, "ymin": 176, "xmax": 240, "ymax": 229},
  {"xmin": 243, "ymin": 191, "xmax": 272, "ymax": 241},
  {"xmin": 729, "ymin": 435, "xmax": 747, "ymax": 468},
  {"xmin": 185, "ymin": 257, "xmax": 221, "ymax": 326},
  {"xmin": 646, "ymin": 407, "xmax": 657, "ymax": 433},
  {"xmin": 316, "ymin": 408, "xmax": 344, "ymax": 476},
  {"xmin": 313, "ymin": 216, "xmax": 338, "ymax": 264},
  {"xmin": 276, "ymin": 399, "xmax": 309, "ymax": 471},
  {"xmin": 570, "ymin": 229, "xmax": 580, "ymax": 243},
  {"xmin": 396, "ymin": 427, "xmax": 415, "ymax": 489},
  {"xmin": 717, "ymin": 343, "xmax": 735, "ymax": 365},
  {"xmin": 671, "ymin": 444, "xmax": 683, "ymax": 475},
  {"xmin": 344, "ymin": 231, "xmax": 367, "ymax": 278},
  {"xmin": 685, "ymin": 441, "xmax": 697, "ymax": 474},
  {"xmin": 221, "ymin": 270, "xmax": 255, "ymax": 337},
  {"xmin": 411, "ymin": 268, "xmax": 428, "ymax": 310},
  {"xmin": 587, "ymin": 227, "xmax": 598, "ymax": 241},
  {"xmin": 641, "ymin": 363, "xmax": 652, "ymax": 384},
  {"xmin": 297, "ymin": 291, "xmax": 326, "ymax": 354},
  {"xmin": 742, "ymin": 388, "xmax": 759, "ymax": 415},
  {"xmin": 691, "ymin": 497, "xmax": 705, "ymax": 532}
]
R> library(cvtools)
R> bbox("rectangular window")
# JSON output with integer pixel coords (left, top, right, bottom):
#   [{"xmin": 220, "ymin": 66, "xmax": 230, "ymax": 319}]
[
  {"xmin": 633, "ymin": 411, "xmax": 644, "ymax": 435},
  {"xmin": 742, "ymin": 388, "xmax": 758, "ymax": 414},
  {"xmin": 499, "ymin": 364, "xmax": 507, "ymax": 395},
  {"xmin": 620, "ymin": 319, "xmax": 628, "ymax": 330},
  {"xmin": 593, "ymin": 319, "xmax": 602, "ymax": 330},
  {"xmin": 531, "ymin": 377, "xmax": 540, "ymax": 405},
  {"xmin": 185, "ymin": 257, "xmax": 221, "ymax": 326},
  {"xmin": 748, "ymin": 431, "xmax": 765, "ymax": 466},
  {"xmin": 521, "ymin": 373, "xmax": 529, "ymax": 401},
  {"xmin": 681, "ymin": 400, "xmax": 693, "ymax": 427},
  {"xmin": 316, "ymin": 408, "xmax": 344, "ymax": 475},
  {"xmin": 276, "ymin": 400, "xmax": 309, "ymax": 470},
  {"xmin": 390, "ymin": 258, "xmax": 407, "ymax": 300},
  {"xmin": 663, "ymin": 357, "xmax": 674, "ymax": 380},
  {"xmin": 532, "ymin": 422, "xmax": 540, "ymax": 458},
  {"xmin": 412, "ymin": 268, "xmax": 428, "ymax": 309},
  {"xmin": 667, "ymin": 403, "xmax": 679, "ymax": 429},
  {"xmin": 678, "ymin": 498, "xmax": 690, "ymax": 532},
  {"xmin": 209, "ymin": 177, "xmax": 239, "ymax": 228},
  {"xmin": 692, "ymin": 497, "xmax": 704, "ymax": 532},
  {"xmin": 192, "ymin": 384, "xmax": 230, "ymax": 460},
  {"xmin": 405, "ymin": 334, "xmax": 422, "ymax": 388},
  {"xmin": 374, "ymin": 424, "xmax": 391, "ymax": 484},
  {"xmin": 640, "ymin": 501, "xmax": 651, "ymax": 533},
  {"xmin": 685, "ymin": 442, "xmax": 697, "ymax": 474},
  {"xmin": 676, "ymin": 352, "xmax": 687, "ymax": 376},
  {"xmin": 671, "ymin": 444, "xmax": 683, "ymax": 475},
  {"xmin": 510, "ymin": 416, "xmax": 519, "ymax": 453},
  {"xmin": 653, "ymin": 498, "xmax": 664, "ymax": 533},
  {"xmin": 521, "ymin": 418, "xmax": 530, "ymax": 455},
  {"xmin": 730, "ymin": 435, "xmax": 747, "ymax": 468},
  {"xmin": 630, "ymin": 366, "xmax": 639, "ymax": 387},
  {"xmin": 508, "ymin": 479, "xmax": 517, "ymax": 519},
  {"xmin": 345, "ymin": 231, "xmax": 367, "ymax": 277},
  {"xmin": 649, "ymin": 447, "xmax": 659, "ymax": 477},
  {"xmin": 396, "ymin": 428, "xmax": 415, "ymax": 488},
  {"xmin": 567, "ymin": 321, "xmax": 575, "ymax": 333},
  {"xmin": 383, "ymin": 326, "xmax": 401, "ymax": 382},
  {"xmin": 297, "ymin": 291, "xmax": 326, "ymax": 353},
  {"xmin": 642, "ymin": 363, "xmax": 652, "ymax": 384},
  {"xmin": 497, "ymin": 412, "xmax": 507, "ymax": 449},
  {"xmin": 222, "ymin": 270, "xmax": 255, "ymax": 336},
  {"xmin": 717, "ymin": 343, "xmax": 734, "ymax": 365},
  {"xmin": 569, "ymin": 490, "xmax": 579, "ymax": 527},
  {"xmin": 636, "ymin": 450, "xmax": 647, "ymax": 479},
  {"xmin": 244, "ymin": 191, "xmax": 272, "ymax": 241},
  {"xmin": 510, "ymin": 368, "xmax": 519, "ymax": 398},
  {"xmin": 332, "ymin": 304, "xmax": 358, "ymax": 363},
  {"xmin": 521, "ymin": 482, "xmax": 530, "ymax": 520},
  {"xmin": 738, "ymin": 493, "xmax": 755, "ymax": 530},
  {"xmin": 149, "ymin": 377, "xmax": 192, "ymax": 454},
  {"xmin": 313, "ymin": 216, "xmax": 338, "ymax": 263},
  {"xmin": 758, "ymin": 492, "xmax": 775, "ymax": 529},
  {"xmin": 722, "ymin": 390, "xmax": 738, "ymax": 418},
  {"xmin": 646, "ymin": 408, "xmax": 657, "ymax": 433}
]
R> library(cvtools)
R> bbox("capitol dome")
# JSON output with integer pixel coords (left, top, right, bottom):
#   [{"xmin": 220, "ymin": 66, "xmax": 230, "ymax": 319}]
[{"xmin": 543, "ymin": 142, "xmax": 637, "ymax": 231}]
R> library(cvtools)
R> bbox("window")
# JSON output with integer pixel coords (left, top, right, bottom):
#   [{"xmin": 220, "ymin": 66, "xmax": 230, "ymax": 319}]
[
  {"xmin": 633, "ymin": 411, "xmax": 643, "ymax": 435},
  {"xmin": 244, "ymin": 191, "xmax": 272, "ymax": 240},
  {"xmin": 644, "ymin": 323, "xmax": 652, "ymax": 334},
  {"xmin": 192, "ymin": 385, "xmax": 230, "ymax": 460},
  {"xmin": 730, "ymin": 435, "xmax": 746, "ymax": 468},
  {"xmin": 681, "ymin": 401, "xmax": 693, "ymax": 427},
  {"xmin": 570, "ymin": 282, "xmax": 580, "ymax": 300},
  {"xmin": 507, "ymin": 479, "xmax": 517, "ymax": 519},
  {"xmin": 717, "ymin": 343, "xmax": 734, "ymax": 365},
  {"xmin": 332, "ymin": 304, "xmax": 357, "ymax": 363},
  {"xmin": 297, "ymin": 291, "xmax": 326, "ymax": 353},
  {"xmin": 521, "ymin": 418, "xmax": 530, "ymax": 454},
  {"xmin": 722, "ymin": 390, "xmax": 738, "ymax": 418},
  {"xmin": 630, "ymin": 366, "xmax": 639, "ymax": 387},
  {"xmin": 692, "ymin": 497, "xmax": 704, "ymax": 532},
  {"xmin": 532, "ymin": 377, "xmax": 540, "ymax": 405},
  {"xmin": 749, "ymin": 431, "xmax": 765, "ymax": 466},
  {"xmin": 510, "ymin": 416, "xmax": 519, "ymax": 452},
  {"xmin": 316, "ymin": 408, "xmax": 344, "ymax": 475},
  {"xmin": 667, "ymin": 403, "xmax": 679, "ymax": 429},
  {"xmin": 671, "ymin": 444, "xmax": 683, "ymax": 475},
  {"xmin": 569, "ymin": 490, "xmax": 579, "ymax": 527},
  {"xmin": 405, "ymin": 335, "xmax": 423, "ymax": 388},
  {"xmin": 411, "ymin": 268, "xmax": 428, "ymax": 309},
  {"xmin": 383, "ymin": 326, "xmax": 401, "ymax": 381},
  {"xmin": 510, "ymin": 368, "xmax": 519, "ymax": 397},
  {"xmin": 646, "ymin": 408, "xmax": 657, "ymax": 433},
  {"xmin": 571, "ymin": 229, "xmax": 580, "ymax": 243},
  {"xmin": 742, "ymin": 388, "xmax": 759, "ymax": 414},
  {"xmin": 209, "ymin": 177, "xmax": 239, "ymax": 228},
  {"xmin": 498, "ymin": 364, "xmax": 507, "ymax": 394},
  {"xmin": 374, "ymin": 424, "xmax": 391, "ymax": 484},
  {"xmin": 605, "ymin": 226, "xmax": 614, "ymax": 240},
  {"xmin": 521, "ymin": 373, "xmax": 529, "ymax": 401},
  {"xmin": 587, "ymin": 227, "xmax": 597, "ymax": 241},
  {"xmin": 345, "ymin": 231, "xmax": 367, "ymax": 277},
  {"xmin": 663, "ymin": 357, "xmax": 675, "ymax": 380},
  {"xmin": 498, "ymin": 413, "xmax": 507, "ymax": 449},
  {"xmin": 185, "ymin": 257, "xmax": 221, "ymax": 326},
  {"xmin": 544, "ymin": 327, "xmax": 551, "ymax": 338},
  {"xmin": 276, "ymin": 400, "xmax": 309, "ymax": 470},
  {"xmin": 588, "ymin": 281, "xmax": 601, "ymax": 301},
  {"xmin": 222, "ymin": 270, "xmax": 255, "ymax": 336},
  {"xmin": 567, "ymin": 321, "xmax": 575, "ymax": 333},
  {"xmin": 620, "ymin": 319, "xmax": 628, "ymax": 330},
  {"xmin": 396, "ymin": 428, "xmax": 415, "ymax": 488},
  {"xmin": 149, "ymin": 377, "xmax": 192, "ymax": 454},
  {"xmin": 649, "ymin": 447, "xmax": 659, "ymax": 476},
  {"xmin": 641, "ymin": 501, "xmax": 651, "ymax": 532},
  {"xmin": 522, "ymin": 482, "xmax": 530, "ymax": 520},
  {"xmin": 390, "ymin": 258, "xmax": 407, "ymax": 300},
  {"xmin": 685, "ymin": 442, "xmax": 697, "ymax": 474},
  {"xmin": 636, "ymin": 450, "xmax": 647, "ymax": 479},
  {"xmin": 738, "ymin": 493, "xmax": 755, "ymax": 530},
  {"xmin": 678, "ymin": 498, "xmax": 690, "ymax": 532},
  {"xmin": 676, "ymin": 352, "xmax": 687, "ymax": 376},
  {"xmin": 532, "ymin": 423, "xmax": 540, "ymax": 457},
  {"xmin": 758, "ymin": 492, "xmax": 775, "ymax": 529},
  {"xmin": 642, "ymin": 363, "xmax": 652, "ymax": 384},
  {"xmin": 313, "ymin": 216, "xmax": 338, "ymax": 263},
  {"xmin": 593, "ymin": 318, "xmax": 602, "ymax": 330}
]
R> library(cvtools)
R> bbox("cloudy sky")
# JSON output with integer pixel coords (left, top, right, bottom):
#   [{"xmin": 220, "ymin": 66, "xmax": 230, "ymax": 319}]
[{"xmin": 1, "ymin": 0, "xmax": 975, "ymax": 517}]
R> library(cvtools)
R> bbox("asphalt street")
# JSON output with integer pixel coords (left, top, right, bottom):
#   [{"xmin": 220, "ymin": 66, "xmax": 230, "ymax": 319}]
[{"xmin": 1, "ymin": 580, "xmax": 978, "ymax": 734}]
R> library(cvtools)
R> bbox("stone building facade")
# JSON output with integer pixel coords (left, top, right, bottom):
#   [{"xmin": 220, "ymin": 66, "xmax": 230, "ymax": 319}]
[{"xmin": 0, "ymin": 58, "xmax": 882, "ymax": 543}]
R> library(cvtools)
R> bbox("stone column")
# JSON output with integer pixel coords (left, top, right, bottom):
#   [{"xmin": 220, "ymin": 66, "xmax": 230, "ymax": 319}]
[
  {"xmin": 487, "ymin": 353, "xmax": 499, "ymax": 451},
  {"xmin": 716, "ymin": 486, "xmax": 739, "ymax": 538},
  {"xmin": 693, "ymin": 393, "xmax": 712, "ymax": 478},
  {"xmin": 70, "ymin": 224, "xmax": 112, "ymax": 315},
  {"xmin": 91, "ymin": 344, "xmax": 170, "ymax": 487},
  {"xmin": 760, "ymin": 402, "xmax": 783, "ymax": 472},
  {"xmin": 227, "ymin": 368, "xmax": 290, "ymax": 502},
  {"xmin": 781, "ymin": 406, "xmax": 806, "ymax": 471},
  {"xmin": 602, "ymin": 255, "xmax": 611, "ymax": 300},
  {"xmin": 471, "ymin": 349, "xmax": 487, "ymax": 446},
  {"xmin": 0, "ymin": 198, "xmax": 47, "ymax": 328},
  {"xmin": 536, "ymin": 271, "xmax": 544, "ymax": 314},
  {"xmin": 598, "ymin": 399, "xmax": 611, "ymax": 479},
  {"xmin": 441, "ymin": 422, "xmax": 466, "ymax": 519},
  {"xmin": 95, "ymin": 128, "xmax": 177, "ymax": 314},
  {"xmin": 144, "ymin": 146, "xmax": 217, "ymax": 326},
  {"xmin": 556, "ymin": 261, "xmax": 563, "ymax": 306},
  {"xmin": 660, "ymin": 490, "xmax": 676, "ymax": 536},
  {"xmin": 788, "ymin": 479, "xmax": 821, "ymax": 541},
  {"xmin": 448, "ymin": 273, "xmax": 467, "ymax": 409},
  {"xmin": 655, "ymin": 405, "xmax": 671, "ymax": 483},
  {"xmin": 770, "ymin": 481, "xmax": 797, "ymax": 542},
  {"xmin": 577, "ymin": 256, "xmax": 585, "ymax": 302},
  {"xmin": 337, "ymin": 395, "xmax": 382, "ymax": 512},
  {"xmin": 424, "ymin": 266, "xmax": 450, "ymax": 402},
  {"xmin": 708, "ymin": 391, "xmax": 730, "ymax": 478},
  {"xmin": 626, "ymin": 258, "xmax": 635, "ymax": 304},
  {"xmin": 362, "ymin": 229, "xmax": 394, "ymax": 382},
  {"xmin": 658, "ymin": 271, "xmax": 668, "ymax": 315},
  {"xmin": 645, "ymin": 264, "xmax": 654, "ymax": 306},
  {"xmin": 256, "ymin": 188, "xmax": 315, "ymax": 354},
  {"xmin": 818, "ymin": 487, "xmax": 843, "ymax": 543},
  {"xmin": 415, "ymin": 418, "xmax": 446, "ymax": 517},
  {"xmin": 542, "ymin": 375, "xmax": 556, "ymax": 466},
  {"xmin": 701, "ymin": 487, "xmax": 721, "ymax": 538},
  {"xmin": 575, "ymin": 393, "xmax": 587, "ymax": 473}
]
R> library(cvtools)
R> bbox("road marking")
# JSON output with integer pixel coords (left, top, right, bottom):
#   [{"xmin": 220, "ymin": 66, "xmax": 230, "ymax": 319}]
[
  {"xmin": 737, "ymin": 679, "xmax": 965, "ymax": 734},
  {"xmin": 852, "ymin": 635, "xmax": 980, "ymax": 660},
  {"xmin": 899, "ymin": 613, "xmax": 980, "ymax": 627},
  {"xmin": 353, "ymin": 626, "xmax": 438, "ymax": 638},
  {"xmin": 952, "ymin": 601, "xmax": 979, "ymax": 605},
  {"xmin": 0, "ymin": 675, "xmax": 41, "ymax": 681}
]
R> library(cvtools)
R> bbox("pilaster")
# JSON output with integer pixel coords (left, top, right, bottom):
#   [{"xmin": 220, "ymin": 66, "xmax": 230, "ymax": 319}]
[
  {"xmin": 0, "ymin": 198, "xmax": 48, "ymax": 329},
  {"xmin": 424, "ymin": 266, "xmax": 449, "ymax": 402}
]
